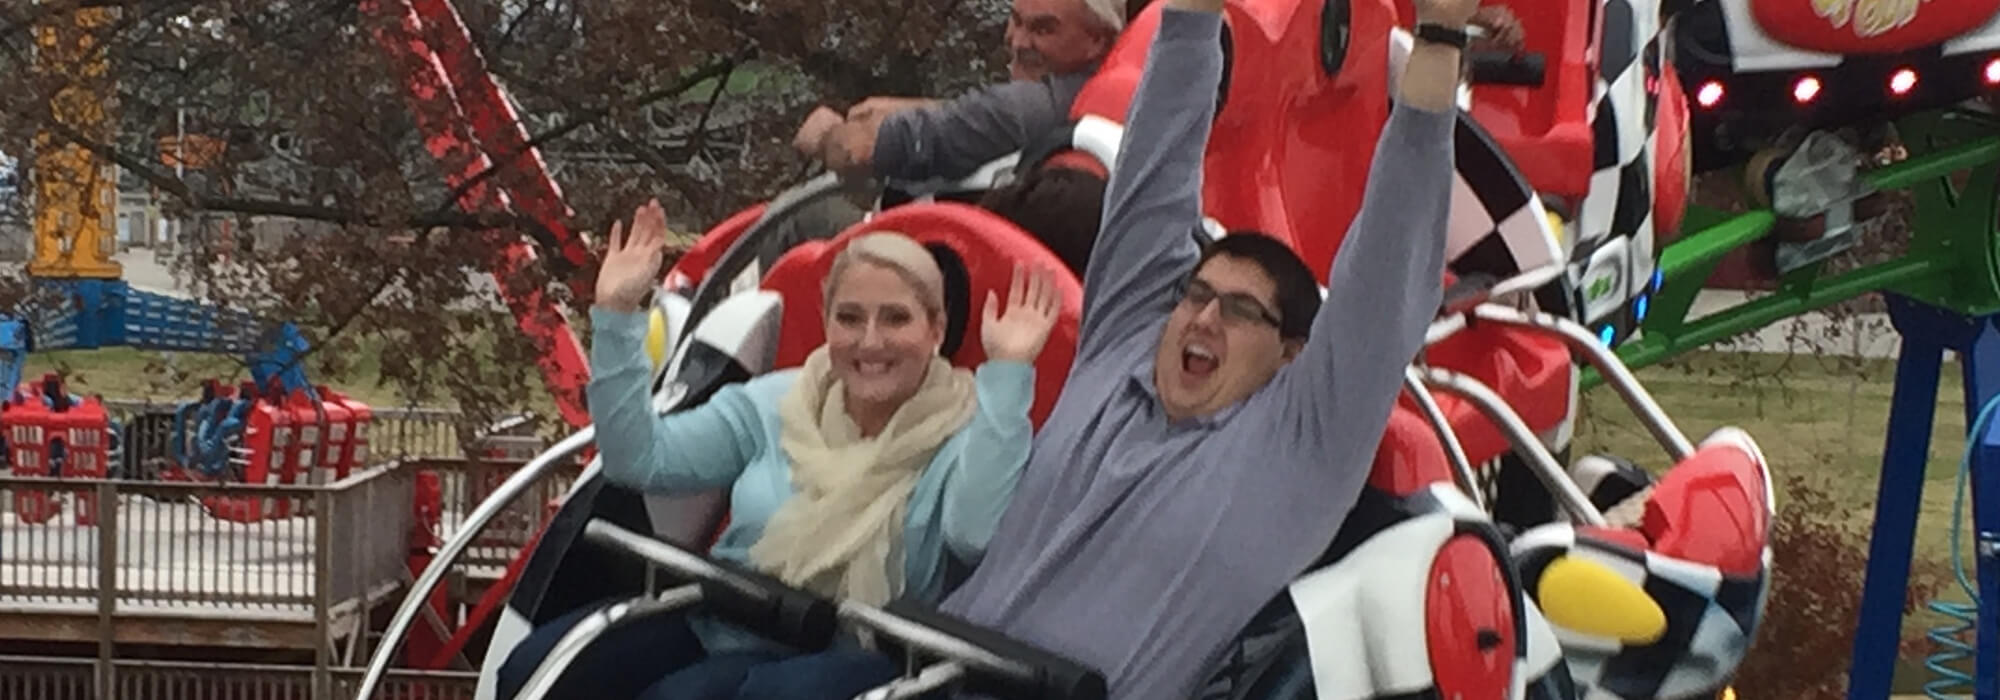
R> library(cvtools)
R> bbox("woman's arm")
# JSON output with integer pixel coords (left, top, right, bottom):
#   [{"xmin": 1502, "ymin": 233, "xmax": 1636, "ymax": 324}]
[
  {"xmin": 587, "ymin": 308, "xmax": 766, "ymax": 492},
  {"xmin": 938, "ymin": 360, "xmax": 1038, "ymax": 560}
]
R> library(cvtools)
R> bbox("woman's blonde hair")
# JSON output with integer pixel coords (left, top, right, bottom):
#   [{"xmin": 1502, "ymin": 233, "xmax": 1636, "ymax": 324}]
[{"xmin": 822, "ymin": 232, "xmax": 947, "ymax": 321}]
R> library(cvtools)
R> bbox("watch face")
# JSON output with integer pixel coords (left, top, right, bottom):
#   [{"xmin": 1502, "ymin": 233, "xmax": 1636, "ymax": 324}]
[{"xmin": 1750, "ymin": 0, "xmax": 1998, "ymax": 54}]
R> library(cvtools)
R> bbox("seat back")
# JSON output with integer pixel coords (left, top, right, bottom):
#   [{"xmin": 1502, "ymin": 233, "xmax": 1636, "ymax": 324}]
[
  {"xmin": 667, "ymin": 202, "xmax": 767, "ymax": 293},
  {"xmin": 1069, "ymin": 0, "xmax": 1402, "ymax": 284},
  {"xmin": 758, "ymin": 202, "xmax": 1085, "ymax": 426},
  {"xmin": 1419, "ymin": 0, "xmax": 1599, "ymax": 200}
]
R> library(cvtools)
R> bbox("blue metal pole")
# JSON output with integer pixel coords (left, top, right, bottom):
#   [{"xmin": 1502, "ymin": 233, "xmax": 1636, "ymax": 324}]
[
  {"xmin": 1962, "ymin": 319, "xmax": 2000, "ymax": 700},
  {"xmin": 1851, "ymin": 296, "xmax": 1949, "ymax": 700}
]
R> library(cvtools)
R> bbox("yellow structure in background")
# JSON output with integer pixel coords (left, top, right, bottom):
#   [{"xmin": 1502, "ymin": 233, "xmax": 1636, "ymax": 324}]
[{"xmin": 30, "ymin": 5, "xmax": 123, "ymax": 280}]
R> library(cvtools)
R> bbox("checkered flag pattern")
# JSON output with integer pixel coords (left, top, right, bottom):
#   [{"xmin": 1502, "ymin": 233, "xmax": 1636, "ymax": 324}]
[
  {"xmin": 1509, "ymin": 524, "xmax": 1768, "ymax": 699},
  {"xmin": 1565, "ymin": 0, "xmax": 1666, "ymax": 326},
  {"xmin": 1387, "ymin": 28, "xmax": 1566, "ymax": 286}
]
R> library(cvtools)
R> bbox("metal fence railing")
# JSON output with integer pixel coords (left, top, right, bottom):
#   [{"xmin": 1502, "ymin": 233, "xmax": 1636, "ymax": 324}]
[
  {"xmin": 0, "ymin": 655, "xmax": 479, "ymax": 700},
  {"xmin": 98, "ymin": 400, "xmax": 477, "ymax": 482},
  {"xmin": 1, "ymin": 399, "xmax": 558, "ymax": 698},
  {"xmin": 0, "ymin": 463, "xmax": 413, "ymax": 622}
]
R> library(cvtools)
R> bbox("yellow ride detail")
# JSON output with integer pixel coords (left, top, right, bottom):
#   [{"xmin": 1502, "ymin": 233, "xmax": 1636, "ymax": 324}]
[
  {"xmin": 30, "ymin": 6, "xmax": 123, "ymax": 280},
  {"xmin": 1535, "ymin": 554, "xmax": 1669, "ymax": 645}
]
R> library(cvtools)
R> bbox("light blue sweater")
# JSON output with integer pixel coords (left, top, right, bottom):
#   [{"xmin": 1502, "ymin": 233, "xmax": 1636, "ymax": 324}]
[{"xmin": 585, "ymin": 308, "xmax": 1038, "ymax": 651}]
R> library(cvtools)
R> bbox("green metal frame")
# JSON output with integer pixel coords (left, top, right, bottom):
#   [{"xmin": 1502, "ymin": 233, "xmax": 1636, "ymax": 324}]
[{"xmin": 1581, "ymin": 108, "xmax": 2000, "ymax": 388}]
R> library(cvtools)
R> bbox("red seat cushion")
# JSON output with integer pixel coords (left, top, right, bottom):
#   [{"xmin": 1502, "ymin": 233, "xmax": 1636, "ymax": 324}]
[{"xmin": 759, "ymin": 202, "xmax": 1083, "ymax": 427}]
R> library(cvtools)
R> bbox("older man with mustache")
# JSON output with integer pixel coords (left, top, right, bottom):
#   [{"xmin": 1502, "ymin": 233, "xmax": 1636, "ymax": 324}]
[{"xmin": 793, "ymin": 0, "xmax": 1127, "ymax": 183}]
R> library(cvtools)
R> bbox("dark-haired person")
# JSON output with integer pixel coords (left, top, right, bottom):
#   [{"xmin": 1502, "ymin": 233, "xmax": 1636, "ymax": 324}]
[
  {"xmin": 978, "ymin": 163, "xmax": 1108, "ymax": 277},
  {"xmin": 763, "ymin": 0, "xmax": 1476, "ymax": 694}
]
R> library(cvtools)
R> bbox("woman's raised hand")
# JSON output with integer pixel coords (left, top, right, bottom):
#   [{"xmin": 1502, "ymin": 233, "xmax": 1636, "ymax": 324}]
[
  {"xmin": 981, "ymin": 263, "xmax": 1063, "ymax": 364},
  {"xmin": 595, "ymin": 199, "xmax": 670, "ymax": 313}
]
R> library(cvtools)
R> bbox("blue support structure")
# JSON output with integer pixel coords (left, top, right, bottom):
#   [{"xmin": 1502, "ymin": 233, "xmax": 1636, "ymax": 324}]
[
  {"xmin": 0, "ymin": 279, "xmax": 312, "ymax": 396},
  {"xmin": 1849, "ymin": 294, "xmax": 1999, "ymax": 700}
]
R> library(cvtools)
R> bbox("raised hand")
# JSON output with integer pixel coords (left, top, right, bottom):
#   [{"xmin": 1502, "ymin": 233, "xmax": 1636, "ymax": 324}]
[
  {"xmin": 981, "ymin": 263, "xmax": 1063, "ymax": 364},
  {"xmin": 792, "ymin": 106, "xmax": 844, "ymax": 156},
  {"xmin": 1411, "ymin": 0, "xmax": 1479, "ymax": 27},
  {"xmin": 595, "ymin": 199, "xmax": 669, "ymax": 313}
]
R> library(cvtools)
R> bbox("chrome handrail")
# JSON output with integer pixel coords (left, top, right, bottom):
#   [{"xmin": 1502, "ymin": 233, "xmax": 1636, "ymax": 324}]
[
  {"xmin": 1418, "ymin": 367, "xmax": 1607, "ymax": 527},
  {"xmin": 1465, "ymin": 304, "xmax": 1696, "ymax": 461},
  {"xmin": 515, "ymin": 584, "xmax": 705, "ymax": 700},
  {"xmin": 354, "ymin": 427, "xmax": 597, "ymax": 698},
  {"xmin": 1403, "ymin": 367, "xmax": 1484, "ymax": 511}
]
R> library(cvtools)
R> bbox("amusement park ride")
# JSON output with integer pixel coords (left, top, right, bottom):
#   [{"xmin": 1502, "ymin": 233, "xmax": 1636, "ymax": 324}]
[
  {"xmin": 12, "ymin": 0, "xmax": 2000, "ymax": 697},
  {"xmin": 3, "ymin": 6, "xmax": 376, "ymax": 527}
]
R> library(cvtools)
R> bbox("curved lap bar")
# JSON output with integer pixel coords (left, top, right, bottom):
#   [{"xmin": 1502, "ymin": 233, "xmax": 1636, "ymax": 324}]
[{"xmin": 356, "ymin": 427, "xmax": 599, "ymax": 698}]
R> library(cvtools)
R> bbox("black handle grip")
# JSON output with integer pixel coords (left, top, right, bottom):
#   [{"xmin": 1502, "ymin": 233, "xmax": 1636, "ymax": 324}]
[
  {"xmin": 879, "ymin": 599, "xmax": 1107, "ymax": 700},
  {"xmin": 698, "ymin": 558, "xmax": 839, "ymax": 652},
  {"xmin": 1468, "ymin": 51, "xmax": 1547, "ymax": 87}
]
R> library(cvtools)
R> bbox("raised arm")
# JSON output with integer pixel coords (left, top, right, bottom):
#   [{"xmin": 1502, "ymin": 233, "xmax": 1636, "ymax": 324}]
[
  {"xmin": 827, "ymin": 74, "xmax": 1092, "ymax": 183},
  {"xmin": 1268, "ymin": 0, "xmax": 1472, "ymax": 460},
  {"xmin": 587, "ymin": 200, "xmax": 764, "ymax": 492},
  {"xmin": 1074, "ymin": 3, "xmax": 1222, "ymax": 360},
  {"xmin": 937, "ymin": 263, "xmax": 1060, "ymax": 558},
  {"xmin": 586, "ymin": 309, "xmax": 767, "ymax": 492}
]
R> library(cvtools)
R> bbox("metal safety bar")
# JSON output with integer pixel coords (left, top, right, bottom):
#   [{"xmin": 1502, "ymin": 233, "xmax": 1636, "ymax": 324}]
[
  {"xmin": 838, "ymin": 603, "xmax": 1037, "ymax": 692},
  {"xmin": 1424, "ymin": 264, "xmax": 1565, "ymax": 346},
  {"xmin": 516, "ymin": 585, "xmax": 706, "ymax": 700},
  {"xmin": 355, "ymin": 427, "xmax": 598, "ymax": 699},
  {"xmin": 1403, "ymin": 367, "xmax": 1484, "ymax": 511},
  {"xmin": 1418, "ymin": 367, "xmax": 1608, "ymax": 527},
  {"xmin": 1465, "ymin": 304, "xmax": 1696, "ymax": 461},
  {"xmin": 855, "ymin": 660, "xmax": 970, "ymax": 700}
]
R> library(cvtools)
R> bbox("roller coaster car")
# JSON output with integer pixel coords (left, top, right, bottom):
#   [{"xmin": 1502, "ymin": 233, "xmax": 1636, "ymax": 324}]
[
  {"xmin": 485, "ymin": 198, "xmax": 1772, "ymax": 699},
  {"xmin": 1673, "ymin": 0, "xmax": 2000, "ymax": 171},
  {"xmin": 474, "ymin": 2, "xmax": 1768, "ymax": 698},
  {"xmin": 489, "ymin": 194, "xmax": 1770, "ymax": 700}
]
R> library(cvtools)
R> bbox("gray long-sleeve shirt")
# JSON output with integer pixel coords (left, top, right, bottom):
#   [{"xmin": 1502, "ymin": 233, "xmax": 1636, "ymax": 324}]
[
  {"xmin": 935, "ymin": 8, "xmax": 1455, "ymax": 699},
  {"xmin": 870, "ymin": 70, "xmax": 1095, "ymax": 182}
]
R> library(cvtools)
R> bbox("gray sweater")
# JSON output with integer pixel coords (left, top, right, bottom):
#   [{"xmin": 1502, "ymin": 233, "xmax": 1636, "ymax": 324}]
[
  {"xmin": 871, "ymin": 70, "xmax": 1095, "ymax": 182},
  {"xmin": 935, "ymin": 8, "xmax": 1455, "ymax": 699}
]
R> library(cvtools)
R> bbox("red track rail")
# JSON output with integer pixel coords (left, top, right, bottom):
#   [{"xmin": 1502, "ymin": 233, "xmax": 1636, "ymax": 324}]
[{"xmin": 364, "ymin": 0, "xmax": 592, "ymax": 428}]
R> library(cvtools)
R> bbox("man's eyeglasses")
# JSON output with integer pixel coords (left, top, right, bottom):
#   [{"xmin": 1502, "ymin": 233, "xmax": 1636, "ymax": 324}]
[{"xmin": 1177, "ymin": 278, "xmax": 1281, "ymax": 328}]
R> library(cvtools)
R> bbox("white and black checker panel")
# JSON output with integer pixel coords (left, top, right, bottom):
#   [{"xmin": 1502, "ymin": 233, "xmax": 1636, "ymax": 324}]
[
  {"xmin": 1510, "ymin": 525, "xmax": 1767, "ymax": 700},
  {"xmin": 1566, "ymin": 0, "xmax": 1667, "ymax": 345}
]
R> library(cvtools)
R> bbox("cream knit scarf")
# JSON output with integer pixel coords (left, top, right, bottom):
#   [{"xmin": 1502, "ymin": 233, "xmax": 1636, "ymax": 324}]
[{"xmin": 749, "ymin": 346, "xmax": 976, "ymax": 607}]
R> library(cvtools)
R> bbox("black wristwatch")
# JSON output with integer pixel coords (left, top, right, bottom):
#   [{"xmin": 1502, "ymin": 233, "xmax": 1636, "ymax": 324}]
[{"xmin": 1414, "ymin": 22, "xmax": 1470, "ymax": 49}]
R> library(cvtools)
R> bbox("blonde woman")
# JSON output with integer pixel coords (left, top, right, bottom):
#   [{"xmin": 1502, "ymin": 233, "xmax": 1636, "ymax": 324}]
[{"xmin": 496, "ymin": 199, "xmax": 1061, "ymax": 700}]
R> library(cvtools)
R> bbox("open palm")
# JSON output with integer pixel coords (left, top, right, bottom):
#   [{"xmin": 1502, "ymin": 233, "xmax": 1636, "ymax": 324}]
[
  {"xmin": 982, "ymin": 264, "xmax": 1062, "ymax": 364},
  {"xmin": 596, "ymin": 199, "xmax": 669, "ymax": 312}
]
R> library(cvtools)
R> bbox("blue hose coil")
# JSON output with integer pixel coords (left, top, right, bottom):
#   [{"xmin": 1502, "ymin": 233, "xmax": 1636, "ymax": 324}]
[{"xmin": 1923, "ymin": 392, "xmax": 1995, "ymax": 699}]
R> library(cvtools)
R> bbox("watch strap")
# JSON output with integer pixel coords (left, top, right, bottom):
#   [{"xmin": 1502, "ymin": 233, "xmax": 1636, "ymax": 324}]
[{"xmin": 1414, "ymin": 22, "xmax": 1470, "ymax": 49}]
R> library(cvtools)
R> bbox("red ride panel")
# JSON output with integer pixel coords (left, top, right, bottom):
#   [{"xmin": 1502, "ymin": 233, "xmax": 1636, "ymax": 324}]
[
  {"xmin": 1752, "ymin": 0, "xmax": 2000, "ymax": 55},
  {"xmin": 1641, "ymin": 442, "xmax": 1770, "ymax": 577},
  {"xmin": 1367, "ymin": 407, "xmax": 1456, "ymax": 497},
  {"xmin": 1426, "ymin": 535, "xmax": 1516, "ymax": 700},
  {"xmin": 760, "ymin": 203, "xmax": 1084, "ymax": 427},
  {"xmin": 669, "ymin": 203, "xmax": 769, "ymax": 292}
]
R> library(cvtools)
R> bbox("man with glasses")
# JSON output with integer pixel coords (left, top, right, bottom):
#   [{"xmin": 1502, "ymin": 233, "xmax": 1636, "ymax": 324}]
[{"xmin": 766, "ymin": 0, "xmax": 1475, "ymax": 695}]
